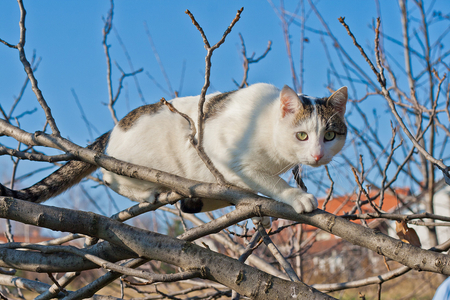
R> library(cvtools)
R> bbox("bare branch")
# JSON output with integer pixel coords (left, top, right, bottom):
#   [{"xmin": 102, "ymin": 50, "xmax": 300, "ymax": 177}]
[
  {"xmin": 15, "ymin": 0, "xmax": 60, "ymax": 135},
  {"xmin": 36, "ymin": 272, "xmax": 78, "ymax": 300},
  {"xmin": 235, "ymin": 33, "xmax": 272, "ymax": 88},
  {"xmin": 102, "ymin": 0, "xmax": 117, "ymax": 124},
  {"xmin": 184, "ymin": 8, "xmax": 244, "ymax": 185},
  {"xmin": 257, "ymin": 224, "xmax": 300, "ymax": 282},
  {"xmin": 338, "ymin": 16, "xmax": 449, "ymax": 177},
  {"xmin": 0, "ymin": 145, "xmax": 74, "ymax": 162},
  {"xmin": 322, "ymin": 166, "xmax": 334, "ymax": 210},
  {"xmin": 113, "ymin": 27, "xmax": 146, "ymax": 104}
]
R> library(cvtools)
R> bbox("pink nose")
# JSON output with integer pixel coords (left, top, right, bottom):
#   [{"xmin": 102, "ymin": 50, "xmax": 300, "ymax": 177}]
[{"xmin": 312, "ymin": 154, "xmax": 324, "ymax": 162}]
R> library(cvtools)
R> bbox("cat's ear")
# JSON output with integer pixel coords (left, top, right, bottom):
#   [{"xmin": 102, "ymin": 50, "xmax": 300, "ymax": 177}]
[
  {"xmin": 327, "ymin": 86, "xmax": 348, "ymax": 119},
  {"xmin": 280, "ymin": 85, "xmax": 302, "ymax": 118}
]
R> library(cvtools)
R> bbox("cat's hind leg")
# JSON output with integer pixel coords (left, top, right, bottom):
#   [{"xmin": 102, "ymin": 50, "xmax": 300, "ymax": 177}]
[
  {"xmin": 180, "ymin": 198, "xmax": 232, "ymax": 213},
  {"xmin": 102, "ymin": 171, "xmax": 166, "ymax": 203}
]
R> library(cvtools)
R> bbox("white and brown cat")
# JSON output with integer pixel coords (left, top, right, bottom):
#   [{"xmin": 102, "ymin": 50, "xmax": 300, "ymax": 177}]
[{"xmin": 0, "ymin": 83, "xmax": 348, "ymax": 221}]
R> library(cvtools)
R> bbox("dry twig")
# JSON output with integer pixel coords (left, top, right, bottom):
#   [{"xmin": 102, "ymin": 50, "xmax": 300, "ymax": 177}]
[{"xmin": 184, "ymin": 8, "xmax": 244, "ymax": 185}]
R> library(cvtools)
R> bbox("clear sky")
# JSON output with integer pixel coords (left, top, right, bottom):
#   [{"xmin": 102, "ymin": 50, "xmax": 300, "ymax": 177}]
[
  {"xmin": 0, "ymin": 1, "xmax": 409, "ymax": 139},
  {"xmin": 0, "ymin": 1, "xmax": 449, "ymax": 216}
]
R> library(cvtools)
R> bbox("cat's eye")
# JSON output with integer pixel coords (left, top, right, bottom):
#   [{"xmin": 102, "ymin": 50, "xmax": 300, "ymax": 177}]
[
  {"xmin": 324, "ymin": 131, "xmax": 336, "ymax": 141},
  {"xmin": 296, "ymin": 132, "xmax": 308, "ymax": 141}
]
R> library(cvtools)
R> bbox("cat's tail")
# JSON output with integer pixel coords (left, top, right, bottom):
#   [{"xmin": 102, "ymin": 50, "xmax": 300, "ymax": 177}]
[{"xmin": 0, "ymin": 132, "xmax": 110, "ymax": 203}]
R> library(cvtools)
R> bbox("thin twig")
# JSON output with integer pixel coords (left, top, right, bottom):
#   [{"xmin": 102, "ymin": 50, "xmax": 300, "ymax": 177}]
[
  {"xmin": 184, "ymin": 8, "xmax": 244, "ymax": 185},
  {"xmin": 339, "ymin": 16, "xmax": 449, "ymax": 177},
  {"xmin": 113, "ymin": 27, "xmax": 146, "ymax": 104},
  {"xmin": 322, "ymin": 166, "xmax": 334, "ymax": 210},
  {"xmin": 61, "ymin": 258, "xmax": 147, "ymax": 300},
  {"xmin": 112, "ymin": 62, "xmax": 144, "ymax": 107},
  {"xmin": 257, "ymin": 224, "xmax": 300, "ymax": 282},
  {"xmin": 110, "ymin": 191, "xmax": 183, "ymax": 222},
  {"xmin": 0, "ymin": 145, "xmax": 74, "ymax": 162},
  {"xmin": 15, "ymin": 0, "xmax": 60, "ymax": 135},
  {"xmin": 352, "ymin": 156, "xmax": 383, "ymax": 214},
  {"xmin": 8, "ymin": 52, "xmax": 41, "ymax": 120},
  {"xmin": 235, "ymin": 33, "xmax": 272, "ymax": 88},
  {"xmin": 7, "ymin": 243, "xmax": 204, "ymax": 283},
  {"xmin": 379, "ymin": 123, "xmax": 403, "ymax": 208},
  {"xmin": 338, "ymin": 17, "xmax": 381, "ymax": 86},
  {"xmin": 102, "ymin": 0, "xmax": 117, "ymax": 124},
  {"xmin": 45, "ymin": 273, "xmax": 69, "ymax": 296}
]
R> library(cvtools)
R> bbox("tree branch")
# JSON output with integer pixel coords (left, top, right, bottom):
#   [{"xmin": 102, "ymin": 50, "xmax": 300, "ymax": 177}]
[{"xmin": 184, "ymin": 8, "xmax": 243, "ymax": 185}]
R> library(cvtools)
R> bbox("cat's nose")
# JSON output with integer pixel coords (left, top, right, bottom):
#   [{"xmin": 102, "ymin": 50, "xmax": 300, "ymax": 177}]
[{"xmin": 312, "ymin": 154, "xmax": 324, "ymax": 162}]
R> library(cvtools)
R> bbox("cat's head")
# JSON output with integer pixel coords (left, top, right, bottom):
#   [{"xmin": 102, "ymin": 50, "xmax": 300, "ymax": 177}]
[{"xmin": 274, "ymin": 85, "xmax": 348, "ymax": 167}]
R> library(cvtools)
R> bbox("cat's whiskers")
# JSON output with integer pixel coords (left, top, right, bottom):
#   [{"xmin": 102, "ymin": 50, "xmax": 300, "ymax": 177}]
[
  {"xmin": 252, "ymin": 159, "xmax": 296, "ymax": 191},
  {"xmin": 267, "ymin": 163, "xmax": 297, "ymax": 191},
  {"xmin": 327, "ymin": 160, "xmax": 337, "ymax": 170},
  {"xmin": 323, "ymin": 159, "xmax": 344, "ymax": 192},
  {"xmin": 276, "ymin": 163, "xmax": 297, "ymax": 176},
  {"xmin": 279, "ymin": 164, "xmax": 298, "ymax": 179}
]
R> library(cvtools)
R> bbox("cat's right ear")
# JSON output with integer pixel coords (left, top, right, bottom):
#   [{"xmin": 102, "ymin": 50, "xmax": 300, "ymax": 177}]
[
  {"xmin": 280, "ymin": 85, "xmax": 302, "ymax": 118},
  {"xmin": 328, "ymin": 86, "xmax": 348, "ymax": 119}
]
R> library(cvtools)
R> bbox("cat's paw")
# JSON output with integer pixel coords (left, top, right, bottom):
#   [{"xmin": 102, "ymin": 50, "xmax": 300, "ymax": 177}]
[
  {"xmin": 291, "ymin": 192, "xmax": 318, "ymax": 213},
  {"xmin": 281, "ymin": 189, "xmax": 318, "ymax": 214},
  {"xmin": 252, "ymin": 216, "xmax": 271, "ymax": 228}
]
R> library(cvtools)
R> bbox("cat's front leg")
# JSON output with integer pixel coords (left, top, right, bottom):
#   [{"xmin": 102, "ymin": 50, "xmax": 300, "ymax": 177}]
[
  {"xmin": 233, "ymin": 168, "xmax": 318, "ymax": 214},
  {"xmin": 254, "ymin": 175, "xmax": 318, "ymax": 214}
]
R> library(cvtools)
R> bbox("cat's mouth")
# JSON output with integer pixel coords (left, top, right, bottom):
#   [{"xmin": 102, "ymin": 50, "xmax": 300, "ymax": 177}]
[
  {"xmin": 305, "ymin": 159, "xmax": 329, "ymax": 168},
  {"xmin": 309, "ymin": 162, "xmax": 323, "ymax": 167}
]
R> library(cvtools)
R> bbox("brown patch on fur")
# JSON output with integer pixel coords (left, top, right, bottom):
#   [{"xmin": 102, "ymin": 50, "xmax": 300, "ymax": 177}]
[
  {"xmin": 204, "ymin": 91, "xmax": 236, "ymax": 120},
  {"xmin": 292, "ymin": 96, "xmax": 314, "ymax": 125},
  {"xmin": 118, "ymin": 101, "xmax": 164, "ymax": 131},
  {"xmin": 315, "ymin": 98, "xmax": 347, "ymax": 135},
  {"xmin": 292, "ymin": 94, "xmax": 347, "ymax": 136}
]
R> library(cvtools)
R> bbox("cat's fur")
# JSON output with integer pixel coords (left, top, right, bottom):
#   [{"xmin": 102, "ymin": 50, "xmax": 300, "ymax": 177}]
[{"xmin": 0, "ymin": 83, "xmax": 348, "ymax": 217}]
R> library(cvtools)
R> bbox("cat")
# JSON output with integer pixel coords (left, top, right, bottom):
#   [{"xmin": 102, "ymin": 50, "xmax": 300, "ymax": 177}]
[{"xmin": 0, "ymin": 83, "xmax": 348, "ymax": 223}]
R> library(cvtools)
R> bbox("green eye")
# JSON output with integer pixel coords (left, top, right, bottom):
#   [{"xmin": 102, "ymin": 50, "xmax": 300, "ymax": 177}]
[
  {"xmin": 296, "ymin": 132, "xmax": 308, "ymax": 141},
  {"xmin": 324, "ymin": 131, "xmax": 336, "ymax": 141}
]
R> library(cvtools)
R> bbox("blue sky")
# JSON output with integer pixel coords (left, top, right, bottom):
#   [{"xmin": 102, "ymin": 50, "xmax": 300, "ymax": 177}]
[
  {"xmin": 1, "ymin": 1, "xmax": 449, "ymax": 217},
  {"xmin": 0, "ymin": 1, "xmax": 404, "ymax": 139}
]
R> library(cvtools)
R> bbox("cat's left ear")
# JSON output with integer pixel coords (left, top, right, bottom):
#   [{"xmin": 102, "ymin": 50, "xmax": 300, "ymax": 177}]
[
  {"xmin": 280, "ymin": 85, "xmax": 302, "ymax": 118},
  {"xmin": 327, "ymin": 86, "xmax": 348, "ymax": 119}
]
